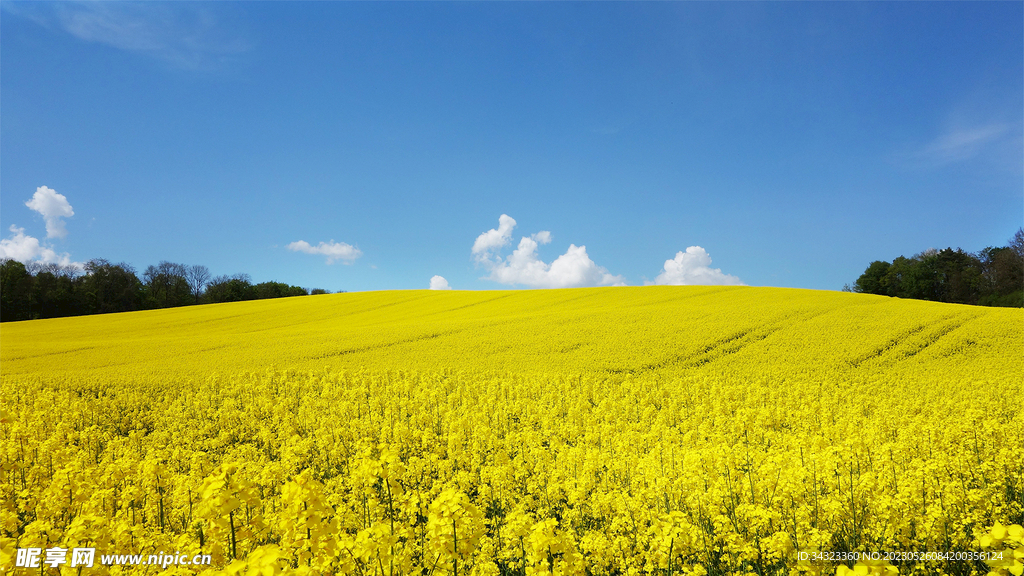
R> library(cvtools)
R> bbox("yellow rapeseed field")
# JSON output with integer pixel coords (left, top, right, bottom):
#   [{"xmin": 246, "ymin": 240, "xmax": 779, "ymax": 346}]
[{"xmin": 1, "ymin": 286, "xmax": 1021, "ymax": 576}]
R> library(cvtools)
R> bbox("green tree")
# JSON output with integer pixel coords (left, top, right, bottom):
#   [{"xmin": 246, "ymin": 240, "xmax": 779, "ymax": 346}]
[
  {"xmin": 31, "ymin": 268, "xmax": 78, "ymax": 318},
  {"xmin": 254, "ymin": 281, "xmax": 308, "ymax": 299},
  {"xmin": 854, "ymin": 260, "xmax": 891, "ymax": 295},
  {"xmin": 0, "ymin": 259, "xmax": 34, "ymax": 321},
  {"xmin": 204, "ymin": 274, "xmax": 257, "ymax": 303},
  {"xmin": 79, "ymin": 259, "xmax": 144, "ymax": 314},
  {"xmin": 978, "ymin": 233, "xmax": 1024, "ymax": 307},
  {"xmin": 933, "ymin": 248, "xmax": 983, "ymax": 304},
  {"xmin": 851, "ymin": 232, "xmax": 1021, "ymax": 307},
  {"xmin": 143, "ymin": 261, "xmax": 192, "ymax": 308}
]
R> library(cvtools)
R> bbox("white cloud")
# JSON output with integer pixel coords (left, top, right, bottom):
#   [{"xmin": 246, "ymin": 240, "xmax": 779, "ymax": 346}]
[
  {"xmin": 429, "ymin": 275, "xmax": 452, "ymax": 290},
  {"xmin": 531, "ymin": 230, "xmax": 552, "ymax": 245},
  {"xmin": 0, "ymin": 226, "xmax": 79, "ymax": 267},
  {"xmin": 25, "ymin": 186, "xmax": 74, "ymax": 239},
  {"xmin": 2, "ymin": 2, "xmax": 250, "ymax": 71},
  {"xmin": 2, "ymin": 187, "xmax": 82, "ymax": 269},
  {"xmin": 287, "ymin": 240, "xmax": 362, "ymax": 264},
  {"xmin": 918, "ymin": 123, "xmax": 1011, "ymax": 165},
  {"xmin": 471, "ymin": 214, "xmax": 517, "ymax": 262},
  {"xmin": 649, "ymin": 246, "xmax": 743, "ymax": 286},
  {"xmin": 472, "ymin": 215, "xmax": 625, "ymax": 289}
]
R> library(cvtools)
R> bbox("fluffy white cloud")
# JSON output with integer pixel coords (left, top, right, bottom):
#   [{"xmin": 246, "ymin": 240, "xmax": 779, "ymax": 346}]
[
  {"xmin": 25, "ymin": 186, "xmax": 74, "ymax": 239},
  {"xmin": 471, "ymin": 214, "xmax": 517, "ymax": 261},
  {"xmin": 3, "ymin": 187, "xmax": 82, "ymax": 268},
  {"xmin": 287, "ymin": 240, "xmax": 362, "ymax": 264},
  {"xmin": 429, "ymin": 275, "xmax": 452, "ymax": 290},
  {"xmin": 0, "ymin": 225, "xmax": 77, "ymax": 267},
  {"xmin": 650, "ymin": 246, "xmax": 743, "ymax": 286},
  {"xmin": 472, "ymin": 215, "xmax": 625, "ymax": 289}
]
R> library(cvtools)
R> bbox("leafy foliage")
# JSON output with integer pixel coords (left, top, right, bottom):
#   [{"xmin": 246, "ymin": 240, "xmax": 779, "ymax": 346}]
[
  {"xmin": 853, "ymin": 229, "xmax": 1024, "ymax": 307},
  {"xmin": 0, "ymin": 260, "xmax": 323, "ymax": 322}
]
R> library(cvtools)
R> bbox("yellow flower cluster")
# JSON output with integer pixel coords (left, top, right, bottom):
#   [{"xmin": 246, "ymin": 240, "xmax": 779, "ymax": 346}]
[
  {"xmin": 0, "ymin": 287, "xmax": 1021, "ymax": 575},
  {"xmin": 978, "ymin": 523, "xmax": 1024, "ymax": 576}
]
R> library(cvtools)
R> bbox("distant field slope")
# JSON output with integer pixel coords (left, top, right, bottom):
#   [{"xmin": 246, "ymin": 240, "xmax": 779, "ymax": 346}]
[
  {"xmin": 1, "ymin": 287, "xmax": 1022, "ymax": 576},
  {"xmin": 1, "ymin": 286, "xmax": 1019, "ymax": 382}
]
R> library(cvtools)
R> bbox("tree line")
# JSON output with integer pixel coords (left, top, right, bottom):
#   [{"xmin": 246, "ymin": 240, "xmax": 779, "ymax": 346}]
[
  {"xmin": 849, "ymin": 228, "xmax": 1023, "ymax": 307},
  {"xmin": 0, "ymin": 258, "xmax": 331, "ymax": 322}
]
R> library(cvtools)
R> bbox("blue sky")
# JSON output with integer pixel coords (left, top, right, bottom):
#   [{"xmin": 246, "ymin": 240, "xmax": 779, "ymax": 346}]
[{"xmin": 2, "ymin": 2, "xmax": 1021, "ymax": 292}]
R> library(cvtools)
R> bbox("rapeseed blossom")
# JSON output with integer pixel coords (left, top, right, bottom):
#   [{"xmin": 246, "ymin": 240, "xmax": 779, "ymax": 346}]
[{"xmin": 1, "ymin": 287, "xmax": 1021, "ymax": 575}]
